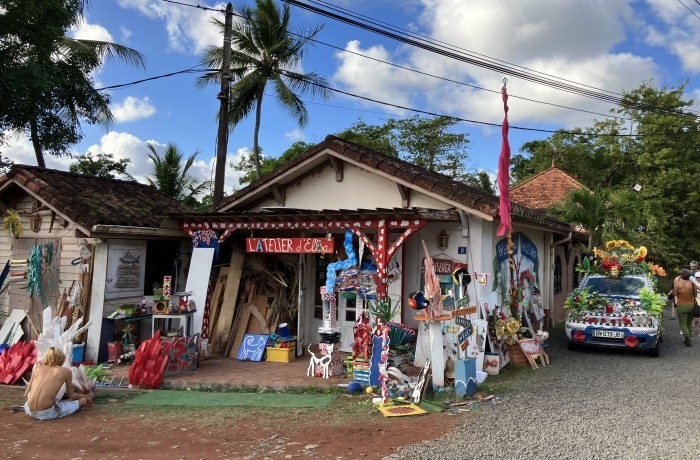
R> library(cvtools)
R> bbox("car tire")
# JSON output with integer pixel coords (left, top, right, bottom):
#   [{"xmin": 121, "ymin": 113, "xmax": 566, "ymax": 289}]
[{"xmin": 648, "ymin": 342, "xmax": 660, "ymax": 357}]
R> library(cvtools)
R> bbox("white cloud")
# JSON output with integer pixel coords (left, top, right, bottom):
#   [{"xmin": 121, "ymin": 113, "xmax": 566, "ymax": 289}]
[
  {"xmin": 330, "ymin": 0, "xmax": 664, "ymax": 131},
  {"xmin": 284, "ymin": 129, "xmax": 306, "ymax": 143},
  {"xmin": 110, "ymin": 96, "xmax": 157, "ymax": 123},
  {"xmin": 2, "ymin": 131, "xmax": 242, "ymax": 196},
  {"xmin": 70, "ymin": 18, "xmax": 114, "ymax": 42},
  {"xmin": 117, "ymin": 0, "xmax": 223, "ymax": 54}
]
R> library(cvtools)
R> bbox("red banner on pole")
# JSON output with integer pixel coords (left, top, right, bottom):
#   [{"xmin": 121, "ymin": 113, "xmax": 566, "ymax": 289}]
[
  {"xmin": 246, "ymin": 237, "xmax": 334, "ymax": 253},
  {"xmin": 497, "ymin": 81, "xmax": 512, "ymax": 236}
]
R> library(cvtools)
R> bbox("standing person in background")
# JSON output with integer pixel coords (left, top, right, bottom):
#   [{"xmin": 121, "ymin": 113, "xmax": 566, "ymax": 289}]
[
  {"xmin": 673, "ymin": 269, "xmax": 697, "ymax": 347},
  {"xmin": 690, "ymin": 261, "xmax": 700, "ymax": 329}
]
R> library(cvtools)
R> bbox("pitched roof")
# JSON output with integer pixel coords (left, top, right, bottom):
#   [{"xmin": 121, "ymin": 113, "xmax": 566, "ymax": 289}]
[
  {"xmin": 510, "ymin": 166, "xmax": 586, "ymax": 211},
  {"xmin": 0, "ymin": 165, "xmax": 189, "ymax": 231},
  {"xmin": 217, "ymin": 135, "xmax": 575, "ymax": 233}
]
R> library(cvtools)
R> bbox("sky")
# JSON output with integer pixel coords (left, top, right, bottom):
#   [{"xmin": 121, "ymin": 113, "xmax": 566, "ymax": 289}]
[{"xmin": 4, "ymin": 0, "xmax": 700, "ymax": 196}]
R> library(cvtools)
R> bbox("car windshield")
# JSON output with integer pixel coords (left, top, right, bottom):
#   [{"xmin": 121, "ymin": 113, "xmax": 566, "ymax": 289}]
[{"xmin": 582, "ymin": 277, "xmax": 647, "ymax": 297}]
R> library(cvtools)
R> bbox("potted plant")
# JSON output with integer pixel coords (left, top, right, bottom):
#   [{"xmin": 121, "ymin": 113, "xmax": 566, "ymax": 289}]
[{"xmin": 369, "ymin": 296, "xmax": 400, "ymax": 324}]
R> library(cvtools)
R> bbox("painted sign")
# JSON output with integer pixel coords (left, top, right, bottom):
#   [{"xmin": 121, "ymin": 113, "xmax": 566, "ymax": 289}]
[
  {"xmin": 452, "ymin": 306, "xmax": 478, "ymax": 316},
  {"xmin": 246, "ymin": 237, "xmax": 334, "ymax": 253},
  {"xmin": 429, "ymin": 259, "xmax": 468, "ymax": 274}
]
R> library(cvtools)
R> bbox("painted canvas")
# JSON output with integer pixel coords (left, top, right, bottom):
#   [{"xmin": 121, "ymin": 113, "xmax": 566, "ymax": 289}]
[{"xmin": 236, "ymin": 334, "xmax": 268, "ymax": 362}]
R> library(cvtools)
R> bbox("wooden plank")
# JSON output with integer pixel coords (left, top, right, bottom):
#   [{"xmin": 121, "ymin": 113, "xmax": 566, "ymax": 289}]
[
  {"xmin": 225, "ymin": 283, "xmax": 255, "ymax": 357},
  {"xmin": 246, "ymin": 294, "xmax": 269, "ymax": 335},
  {"xmin": 211, "ymin": 248, "xmax": 244, "ymax": 354},
  {"xmin": 206, "ymin": 267, "xmax": 229, "ymax": 338},
  {"xmin": 228, "ymin": 306, "xmax": 252, "ymax": 358}
]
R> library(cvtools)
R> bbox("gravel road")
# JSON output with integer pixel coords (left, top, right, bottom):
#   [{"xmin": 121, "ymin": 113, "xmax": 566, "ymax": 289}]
[{"xmin": 392, "ymin": 307, "xmax": 700, "ymax": 460}]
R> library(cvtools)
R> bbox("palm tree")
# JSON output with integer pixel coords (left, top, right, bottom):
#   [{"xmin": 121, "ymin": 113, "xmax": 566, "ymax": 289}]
[
  {"xmin": 146, "ymin": 143, "xmax": 211, "ymax": 209},
  {"xmin": 549, "ymin": 188, "xmax": 640, "ymax": 250},
  {"xmin": 198, "ymin": 0, "xmax": 330, "ymax": 180}
]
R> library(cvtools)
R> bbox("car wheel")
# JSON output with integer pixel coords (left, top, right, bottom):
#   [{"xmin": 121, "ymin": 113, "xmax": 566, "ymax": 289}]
[{"xmin": 648, "ymin": 342, "xmax": 660, "ymax": 357}]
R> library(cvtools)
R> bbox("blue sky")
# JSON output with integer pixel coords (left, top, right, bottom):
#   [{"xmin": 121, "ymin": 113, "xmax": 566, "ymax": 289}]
[{"xmin": 4, "ymin": 0, "xmax": 700, "ymax": 195}]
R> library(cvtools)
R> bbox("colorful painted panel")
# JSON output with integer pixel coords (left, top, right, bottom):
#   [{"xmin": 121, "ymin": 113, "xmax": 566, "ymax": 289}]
[{"xmin": 236, "ymin": 334, "xmax": 268, "ymax": 361}]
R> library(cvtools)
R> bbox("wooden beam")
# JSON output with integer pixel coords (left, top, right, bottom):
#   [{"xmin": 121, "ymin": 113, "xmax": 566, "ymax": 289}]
[
  {"xmin": 271, "ymin": 186, "xmax": 285, "ymax": 206},
  {"xmin": 329, "ymin": 156, "xmax": 344, "ymax": 182},
  {"xmin": 397, "ymin": 184, "xmax": 410, "ymax": 208}
]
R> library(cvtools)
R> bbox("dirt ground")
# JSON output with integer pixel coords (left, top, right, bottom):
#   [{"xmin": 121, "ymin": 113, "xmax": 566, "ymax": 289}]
[{"xmin": 0, "ymin": 385, "xmax": 468, "ymax": 459}]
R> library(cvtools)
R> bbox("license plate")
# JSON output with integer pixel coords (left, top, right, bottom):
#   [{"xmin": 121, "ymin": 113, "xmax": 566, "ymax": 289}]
[{"xmin": 593, "ymin": 330, "xmax": 624, "ymax": 339}]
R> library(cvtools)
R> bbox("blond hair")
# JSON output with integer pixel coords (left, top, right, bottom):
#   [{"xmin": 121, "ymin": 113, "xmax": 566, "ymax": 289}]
[{"xmin": 42, "ymin": 347, "xmax": 66, "ymax": 366}]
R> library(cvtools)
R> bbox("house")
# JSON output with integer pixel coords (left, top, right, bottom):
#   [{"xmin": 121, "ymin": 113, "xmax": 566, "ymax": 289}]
[
  {"xmin": 0, "ymin": 165, "xmax": 191, "ymax": 362},
  {"xmin": 173, "ymin": 135, "xmax": 581, "ymax": 376},
  {"xmin": 510, "ymin": 165, "xmax": 588, "ymax": 323}
]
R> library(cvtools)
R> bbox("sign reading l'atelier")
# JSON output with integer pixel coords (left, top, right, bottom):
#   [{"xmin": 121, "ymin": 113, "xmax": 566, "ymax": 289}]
[{"xmin": 246, "ymin": 237, "xmax": 334, "ymax": 253}]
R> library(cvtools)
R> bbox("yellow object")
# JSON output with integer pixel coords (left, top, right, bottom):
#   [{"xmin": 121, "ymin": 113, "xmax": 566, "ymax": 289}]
[
  {"xmin": 366, "ymin": 386, "xmax": 374, "ymax": 394},
  {"xmin": 265, "ymin": 346, "xmax": 295, "ymax": 363},
  {"xmin": 153, "ymin": 301, "xmax": 168, "ymax": 314},
  {"xmin": 377, "ymin": 403, "xmax": 427, "ymax": 417}
]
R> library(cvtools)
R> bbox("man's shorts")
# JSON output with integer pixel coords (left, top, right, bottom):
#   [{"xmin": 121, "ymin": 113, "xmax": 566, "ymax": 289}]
[{"xmin": 24, "ymin": 400, "xmax": 80, "ymax": 420}]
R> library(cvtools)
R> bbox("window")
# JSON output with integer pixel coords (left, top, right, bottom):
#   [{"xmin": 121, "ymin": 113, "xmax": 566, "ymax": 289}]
[
  {"xmin": 572, "ymin": 256, "xmax": 580, "ymax": 288},
  {"xmin": 554, "ymin": 255, "xmax": 562, "ymax": 295}
]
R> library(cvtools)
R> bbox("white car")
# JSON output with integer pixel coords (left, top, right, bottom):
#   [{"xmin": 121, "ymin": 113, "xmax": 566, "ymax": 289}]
[{"xmin": 565, "ymin": 274, "xmax": 662, "ymax": 357}]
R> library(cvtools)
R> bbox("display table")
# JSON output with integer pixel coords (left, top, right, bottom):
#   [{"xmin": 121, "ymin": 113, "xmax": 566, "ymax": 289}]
[
  {"xmin": 99, "ymin": 314, "xmax": 152, "ymax": 363},
  {"xmin": 152, "ymin": 311, "xmax": 195, "ymax": 339}
]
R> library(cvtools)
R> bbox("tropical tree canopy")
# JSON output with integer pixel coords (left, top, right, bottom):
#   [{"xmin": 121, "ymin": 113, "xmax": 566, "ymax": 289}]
[
  {"xmin": 69, "ymin": 152, "xmax": 131, "ymax": 179},
  {"xmin": 146, "ymin": 143, "xmax": 211, "ymax": 210},
  {"xmin": 0, "ymin": 0, "xmax": 144, "ymax": 167},
  {"xmin": 198, "ymin": 0, "xmax": 329, "ymax": 182},
  {"xmin": 514, "ymin": 81, "xmax": 700, "ymax": 266}
]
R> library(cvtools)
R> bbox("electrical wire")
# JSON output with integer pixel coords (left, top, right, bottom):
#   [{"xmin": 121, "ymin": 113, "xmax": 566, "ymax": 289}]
[
  {"xmin": 280, "ymin": 0, "xmax": 700, "ymax": 120},
  {"xmin": 158, "ymin": 0, "xmax": 225, "ymax": 13},
  {"xmin": 678, "ymin": 0, "xmax": 700, "ymax": 21}
]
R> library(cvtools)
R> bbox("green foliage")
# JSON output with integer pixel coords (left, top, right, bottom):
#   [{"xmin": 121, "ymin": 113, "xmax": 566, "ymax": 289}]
[
  {"xmin": 146, "ymin": 143, "xmax": 211, "ymax": 209},
  {"xmin": 83, "ymin": 364, "xmax": 111, "ymax": 381},
  {"xmin": 69, "ymin": 152, "xmax": 131, "ymax": 179},
  {"xmin": 198, "ymin": 0, "xmax": 329, "ymax": 180},
  {"xmin": 514, "ymin": 81, "xmax": 700, "ymax": 265},
  {"xmin": 369, "ymin": 297, "xmax": 400, "ymax": 323},
  {"xmin": 234, "ymin": 141, "xmax": 314, "ymax": 186},
  {"xmin": 0, "ymin": 0, "xmax": 144, "ymax": 167},
  {"xmin": 637, "ymin": 287, "xmax": 665, "ymax": 317},
  {"xmin": 563, "ymin": 287, "xmax": 608, "ymax": 312}
]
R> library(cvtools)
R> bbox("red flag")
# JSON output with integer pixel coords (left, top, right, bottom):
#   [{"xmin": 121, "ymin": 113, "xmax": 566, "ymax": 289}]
[{"xmin": 496, "ymin": 82, "xmax": 512, "ymax": 236}]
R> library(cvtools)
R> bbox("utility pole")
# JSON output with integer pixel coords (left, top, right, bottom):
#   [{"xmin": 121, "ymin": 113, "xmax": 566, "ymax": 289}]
[{"xmin": 213, "ymin": 2, "xmax": 233, "ymax": 207}]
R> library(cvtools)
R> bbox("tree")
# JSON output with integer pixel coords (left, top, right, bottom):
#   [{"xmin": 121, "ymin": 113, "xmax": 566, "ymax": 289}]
[
  {"xmin": 465, "ymin": 170, "xmax": 495, "ymax": 195},
  {"xmin": 336, "ymin": 120, "xmax": 399, "ymax": 157},
  {"xmin": 0, "ymin": 0, "xmax": 144, "ymax": 168},
  {"xmin": 233, "ymin": 141, "xmax": 313, "ymax": 186},
  {"xmin": 146, "ymin": 143, "xmax": 211, "ymax": 209},
  {"xmin": 198, "ymin": 0, "xmax": 329, "ymax": 180},
  {"xmin": 69, "ymin": 152, "xmax": 131, "ymax": 179},
  {"xmin": 389, "ymin": 116, "xmax": 471, "ymax": 179},
  {"xmin": 549, "ymin": 188, "xmax": 640, "ymax": 251}
]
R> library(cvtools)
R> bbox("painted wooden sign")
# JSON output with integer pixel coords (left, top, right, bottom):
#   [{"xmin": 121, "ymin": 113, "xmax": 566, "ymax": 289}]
[
  {"xmin": 428, "ymin": 259, "xmax": 468, "ymax": 274},
  {"xmin": 452, "ymin": 306, "xmax": 478, "ymax": 317},
  {"xmin": 246, "ymin": 237, "xmax": 334, "ymax": 253}
]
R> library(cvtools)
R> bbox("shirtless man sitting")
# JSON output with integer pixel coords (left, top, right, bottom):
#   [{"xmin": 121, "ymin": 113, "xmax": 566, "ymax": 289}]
[{"xmin": 24, "ymin": 347, "xmax": 93, "ymax": 421}]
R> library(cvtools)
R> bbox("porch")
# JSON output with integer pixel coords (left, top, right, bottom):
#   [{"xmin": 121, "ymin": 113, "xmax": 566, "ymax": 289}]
[{"xmin": 108, "ymin": 352, "xmax": 357, "ymax": 391}]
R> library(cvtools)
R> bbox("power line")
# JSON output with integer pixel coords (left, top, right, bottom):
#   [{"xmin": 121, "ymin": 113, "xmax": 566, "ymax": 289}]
[
  {"xmin": 280, "ymin": 0, "xmax": 700, "ymax": 120},
  {"xmin": 158, "ymin": 0, "xmax": 224, "ymax": 13},
  {"xmin": 678, "ymin": 0, "xmax": 700, "ymax": 21},
  {"xmin": 280, "ymin": 69, "xmax": 699, "ymax": 138}
]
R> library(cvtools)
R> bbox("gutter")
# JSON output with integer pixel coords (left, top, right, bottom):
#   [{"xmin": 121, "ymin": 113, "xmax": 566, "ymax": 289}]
[{"xmin": 90, "ymin": 225, "xmax": 188, "ymax": 239}]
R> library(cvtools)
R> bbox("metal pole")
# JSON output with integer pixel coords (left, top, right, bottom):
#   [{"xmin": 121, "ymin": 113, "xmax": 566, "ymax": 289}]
[{"xmin": 213, "ymin": 2, "xmax": 233, "ymax": 207}]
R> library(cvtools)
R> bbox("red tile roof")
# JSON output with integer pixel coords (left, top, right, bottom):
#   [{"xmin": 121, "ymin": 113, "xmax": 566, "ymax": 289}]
[
  {"xmin": 0, "ymin": 165, "xmax": 189, "ymax": 229},
  {"xmin": 218, "ymin": 135, "xmax": 576, "ymax": 233},
  {"xmin": 510, "ymin": 166, "xmax": 586, "ymax": 211}
]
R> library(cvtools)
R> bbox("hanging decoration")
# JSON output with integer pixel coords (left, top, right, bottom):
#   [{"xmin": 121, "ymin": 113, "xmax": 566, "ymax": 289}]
[{"xmin": 3, "ymin": 209, "xmax": 22, "ymax": 240}]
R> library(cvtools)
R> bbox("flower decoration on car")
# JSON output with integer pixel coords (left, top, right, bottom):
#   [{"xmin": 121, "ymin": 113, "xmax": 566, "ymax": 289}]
[
  {"xmin": 563, "ymin": 286, "xmax": 609, "ymax": 312},
  {"xmin": 576, "ymin": 240, "xmax": 664, "ymax": 283}
]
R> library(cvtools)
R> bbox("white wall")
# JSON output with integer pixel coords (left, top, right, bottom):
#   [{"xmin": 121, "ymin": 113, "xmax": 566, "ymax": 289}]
[{"xmin": 257, "ymin": 163, "xmax": 450, "ymax": 211}]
